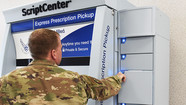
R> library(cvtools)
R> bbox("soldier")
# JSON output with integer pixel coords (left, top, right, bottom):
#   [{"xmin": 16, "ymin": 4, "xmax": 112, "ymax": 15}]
[{"xmin": 0, "ymin": 29, "xmax": 126, "ymax": 105}]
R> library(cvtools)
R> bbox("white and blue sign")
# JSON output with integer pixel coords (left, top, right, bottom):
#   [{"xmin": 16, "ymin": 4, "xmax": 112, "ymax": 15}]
[
  {"xmin": 34, "ymin": 8, "xmax": 96, "ymax": 29},
  {"xmin": 11, "ymin": 8, "xmax": 96, "ymax": 62},
  {"xmin": 61, "ymin": 23, "xmax": 94, "ymax": 58},
  {"xmin": 12, "ymin": 8, "xmax": 96, "ymax": 32}
]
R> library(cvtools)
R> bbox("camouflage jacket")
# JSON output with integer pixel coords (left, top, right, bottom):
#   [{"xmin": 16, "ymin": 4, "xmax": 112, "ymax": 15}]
[{"xmin": 0, "ymin": 60, "xmax": 122, "ymax": 105}]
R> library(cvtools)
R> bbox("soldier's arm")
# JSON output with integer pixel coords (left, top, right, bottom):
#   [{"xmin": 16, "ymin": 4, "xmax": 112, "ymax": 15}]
[
  {"xmin": 0, "ymin": 77, "xmax": 2, "ymax": 104},
  {"xmin": 0, "ymin": 76, "xmax": 6, "ymax": 104},
  {"xmin": 79, "ymin": 74, "xmax": 123, "ymax": 101}
]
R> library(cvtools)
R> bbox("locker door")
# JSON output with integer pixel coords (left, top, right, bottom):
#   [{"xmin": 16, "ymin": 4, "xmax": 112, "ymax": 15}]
[{"xmin": 118, "ymin": 71, "xmax": 153, "ymax": 104}]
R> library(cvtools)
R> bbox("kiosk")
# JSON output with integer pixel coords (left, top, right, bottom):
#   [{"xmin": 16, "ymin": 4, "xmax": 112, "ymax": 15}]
[{"xmin": 0, "ymin": 0, "xmax": 169, "ymax": 105}]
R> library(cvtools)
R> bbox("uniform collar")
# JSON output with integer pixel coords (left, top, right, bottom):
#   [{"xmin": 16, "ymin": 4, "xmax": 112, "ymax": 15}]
[{"xmin": 29, "ymin": 59, "xmax": 58, "ymax": 67}]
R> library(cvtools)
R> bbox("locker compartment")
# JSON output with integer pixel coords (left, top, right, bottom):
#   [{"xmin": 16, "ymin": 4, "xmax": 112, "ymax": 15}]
[
  {"xmin": 121, "ymin": 54, "xmax": 153, "ymax": 70},
  {"xmin": 119, "ymin": 8, "xmax": 153, "ymax": 37},
  {"xmin": 118, "ymin": 71, "xmax": 152, "ymax": 104},
  {"xmin": 120, "ymin": 37, "xmax": 153, "ymax": 54}
]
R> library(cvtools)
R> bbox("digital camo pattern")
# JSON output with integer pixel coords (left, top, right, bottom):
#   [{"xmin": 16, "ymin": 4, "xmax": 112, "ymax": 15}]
[{"xmin": 0, "ymin": 60, "xmax": 122, "ymax": 105}]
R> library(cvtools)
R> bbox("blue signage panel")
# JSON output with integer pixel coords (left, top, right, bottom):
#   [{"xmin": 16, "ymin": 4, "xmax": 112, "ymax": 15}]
[
  {"xmin": 34, "ymin": 8, "xmax": 96, "ymax": 29},
  {"xmin": 11, "ymin": 20, "xmax": 33, "ymax": 33},
  {"xmin": 61, "ymin": 24, "xmax": 94, "ymax": 58}
]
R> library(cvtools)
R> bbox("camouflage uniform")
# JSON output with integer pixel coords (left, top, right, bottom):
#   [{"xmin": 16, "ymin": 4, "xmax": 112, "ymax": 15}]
[{"xmin": 0, "ymin": 60, "xmax": 122, "ymax": 105}]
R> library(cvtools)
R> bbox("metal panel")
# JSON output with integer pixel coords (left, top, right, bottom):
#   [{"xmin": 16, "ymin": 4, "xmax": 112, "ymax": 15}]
[
  {"xmin": 89, "ymin": 6, "xmax": 114, "ymax": 105},
  {"xmin": 118, "ymin": 71, "xmax": 153, "ymax": 104},
  {"xmin": 121, "ymin": 54, "xmax": 153, "ymax": 70},
  {"xmin": 118, "ymin": 7, "xmax": 154, "ymax": 37},
  {"xmin": 155, "ymin": 8, "xmax": 170, "ymax": 40},
  {"xmin": 0, "ymin": 24, "xmax": 16, "ymax": 76},
  {"xmin": 121, "ymin": 37, "xmax": 153, "ymax": 54},
  {"xmin": 153, "ymin": 36, "xmax": 169, "ymax": 105}
]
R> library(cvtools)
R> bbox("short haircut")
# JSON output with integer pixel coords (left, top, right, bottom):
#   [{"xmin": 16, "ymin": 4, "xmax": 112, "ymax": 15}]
[{"xmin": 28, "ymin": 29, "xmax": 59, "ymax": 59}]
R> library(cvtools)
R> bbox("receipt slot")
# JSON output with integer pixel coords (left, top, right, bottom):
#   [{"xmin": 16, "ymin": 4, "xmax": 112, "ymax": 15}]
[{"xmin": 1, "ymin": 1, "xmax": 169, "ymax": 105}]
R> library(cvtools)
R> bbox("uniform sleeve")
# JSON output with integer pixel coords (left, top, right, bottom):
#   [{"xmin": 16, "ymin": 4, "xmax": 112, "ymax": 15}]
[
  {"xmin": 0, "ymin": 76, "xmax": 6, "ymax": 104},
  {"xmin": 0, "ymin": 77, "xmax": 3, "ymax": 104},
  {"xmin": 79, "ymin": 75, "xmax": 122, "ymax": 101}
]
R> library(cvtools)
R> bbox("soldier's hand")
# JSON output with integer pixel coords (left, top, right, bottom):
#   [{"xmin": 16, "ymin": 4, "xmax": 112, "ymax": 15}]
[{"xmin": 117, "ymin": 72, "xmax": 126, "ymax": 82}]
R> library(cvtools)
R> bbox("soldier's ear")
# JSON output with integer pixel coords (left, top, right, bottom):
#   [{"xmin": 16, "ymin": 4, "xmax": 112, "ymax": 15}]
[{"xmin": 51, "ymin": 49, "xmax": 57, "ymax": 60}]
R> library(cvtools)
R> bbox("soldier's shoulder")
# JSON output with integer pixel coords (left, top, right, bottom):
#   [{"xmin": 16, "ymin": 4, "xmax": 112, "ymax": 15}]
[
  {"xmin": 46, "ymin": 66, "xmax": 80, "ymax": 77},
  {"xmin": 60, "ymin": 68, "xmax": 80, "ymax": 77}
]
